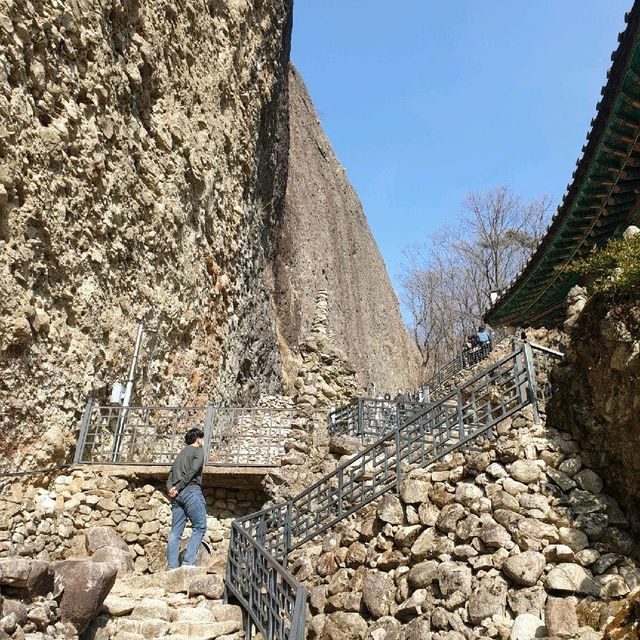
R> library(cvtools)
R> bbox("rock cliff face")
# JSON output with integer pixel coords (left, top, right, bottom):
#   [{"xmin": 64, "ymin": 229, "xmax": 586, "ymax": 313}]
[
  {"xmin": 0, "ymin": 0, "xmax": 293, "ymax": 469},
  {"xmin": 547, "ymin": 294, "xmax": 640, "ymax": 534},
  {"xmin": 0, "ymin": 3, "xmax": 417, "ymax": 471},
  {"xmin": 271, "ymin": 66, "xmax": 421, "ymax": 394}
]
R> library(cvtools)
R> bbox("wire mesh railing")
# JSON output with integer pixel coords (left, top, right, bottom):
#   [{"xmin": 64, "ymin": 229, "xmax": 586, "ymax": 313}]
[
  {"xmin": 74, "ymin": 404, "xmax": 302, "ymax": 467},
  {"xmin": 226, "ymin": 342, "xmax": 563, "ymax": 640}
]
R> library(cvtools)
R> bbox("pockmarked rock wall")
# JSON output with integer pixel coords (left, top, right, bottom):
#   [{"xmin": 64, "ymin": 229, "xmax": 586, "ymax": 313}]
[
  {"xmin": 547, "ymin": 294, "xmax": 640, "ymax": 533},
  {"xmin": 271, "ymin": 66, "xmax": 421, "ymax": 394},
  {"xmin": 0, "ymin": 3, "xmax": 418, "ymax": 473},
  {"xmin": 0, "ymin": 0, "xmax": 293, "ymax": 468}
]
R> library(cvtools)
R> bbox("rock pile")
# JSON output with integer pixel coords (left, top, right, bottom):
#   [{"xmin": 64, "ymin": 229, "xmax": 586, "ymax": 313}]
[
  {"xmin": 0, "ymin": 469, "xmax": 263, "ymax": 572},
  {"xmin": 0, "ymin": 556, "xmax": 118, "ymax": 638},
  {"xmin": 86, "ymin": 567, "xmax": 243, "ymax": 640},
  {"xmin": 288, "ymin": 406, "xmax": 639, "ymax": 640},
  {"xmin": 0, "ymin": 551, "xmax": 244, "ymax": 640}
]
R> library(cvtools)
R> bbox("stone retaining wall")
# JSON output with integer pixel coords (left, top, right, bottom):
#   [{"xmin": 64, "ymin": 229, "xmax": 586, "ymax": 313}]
[{"xmin": 0, "ymin": 469, "xmax": 265, "ymax": 573}]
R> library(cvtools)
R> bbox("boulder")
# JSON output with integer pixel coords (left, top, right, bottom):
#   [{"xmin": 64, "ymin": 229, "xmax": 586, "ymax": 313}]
[
  {"xmin": 468, "ymin": 575, "xmax": 508, "ymax": 624},
  {"xmin": 559, "ymin": 528, "xmax": 589, "ymax": 552},
  {"xmin": 545, "ymin": 597, "xmax": 579, "ymax": 638},
  {"xmin": 0, "ymin": 558, "xmax": 54, "ymax": 597},
  {"xmin": 361, "ymin": 570, "xmax": 395, "ymax": 619},
  {"xmin": 502, "ymin": 551, "xmax": 546, "ymax": 587},
  {"xmin": 509, "ymin": 613, "xmax": 544, "ymax": 640},
  {"xmin": 454, "ymin": 483, "xmax": 483, "ymax": 507},
  {"xmin": 188, "ymin": 572, "xmax": 224, "ymax": 599},
  {"xmin": 509, "ymin": 460, "xmax": 541, "ymax": 484},
  {"xmin": 437, "ymin": 562, "xmax": 472, "ymax": 597},
  {"xmin": 601, "ymin": 527, "xmax": 635, "ymax": 555},
  {"xmin": 479, "ymin": 518, "xmax": 512, "ymax": 549},
  {"xmin": 407, "ymin": 561, "xmax": 438, "ymax": 590},
  {"xmin": 322, "ymin": 612, "xmax": 368, "ymax": 640},
  {"xmin": 399, "ymin": 479, "xmax": 431, "ymax": 504},
  {"xmin": 545, "ymin": 563, "xmax": 600, "ymax": 596},
  {"xmin": 547, "ymin": 468, "xmax": 577, "ymax": 492},
  {"xmin": 507, "ymin": 586, "xmax": 546, "ymax": 617},
  {"xmin": 377, "ymin": 495, "xmax": 403, "ymax": 525},
  {"xmin": 91, "ymin": 547, "xmax": 134, "ymax": 574},
  {"xmin": 85, "ymin": 526, "xmax": 129, "ymax": 554},
  {"xmin": 329, "ymin": 435, "xmax": 360, "ymax": 456},
  {"xmin": 394, "ymin": 525, "xmax": 422, "ymax": 549},
  {"xmin": 410, "ymin": 528, "xmax": 454, "ymax": 561},
  {"xmin": 400, "ymin": 617, "xmax": 431, "ymax": 640},
  {"xmin": 574, "ymin": 469, "xmax": 603, "ymax": 494},
  {"xmin": 558, "ymin": 457, "xmax": 582, "ymax": 477},
  {"xmin": 365, "ymin": 616, "xmax": 401, "ymax": 640},
  {"xmin": 395, "ymin": 589, "xmax": 430, "ymax": 622},
  {"xmin": 54, "ymin": 560, "xmax": 117, "ymax": 633},
  {"xmin": 436, "ymin": 503, "xmax": 466, "ymax": 534}
]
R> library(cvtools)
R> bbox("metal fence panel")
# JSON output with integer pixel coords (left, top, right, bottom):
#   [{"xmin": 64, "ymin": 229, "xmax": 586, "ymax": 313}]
[{"xmin": 76, "ymin": 405, "xmax": 302, "ymax": 468}]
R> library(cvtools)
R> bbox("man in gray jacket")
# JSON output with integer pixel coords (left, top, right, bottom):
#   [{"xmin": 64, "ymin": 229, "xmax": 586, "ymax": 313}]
[{"xmin": 166, "ymin": 427, "xmax": 207, "ymax": 569}]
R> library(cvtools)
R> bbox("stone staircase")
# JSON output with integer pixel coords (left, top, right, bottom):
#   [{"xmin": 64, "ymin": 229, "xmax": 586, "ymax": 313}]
[
  {"xmin": 226, "ymin": 342, "xmax": 564, "ymax": 639},
  {"xmin": 87, "ymin": 568, "xmax": 244, "ymax": 640}
]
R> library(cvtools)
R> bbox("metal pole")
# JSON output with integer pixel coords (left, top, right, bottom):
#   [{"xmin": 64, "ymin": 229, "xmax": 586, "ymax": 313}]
[
  {"xmin": 523, "ymin": 342, "xmax": 540, "ymax": 425},
  {"xmin": 358, "ymin": 399, "xmax": 365, "ymax": 444},
  {"xmin": 74, "ymin": 398, "xmax": 94, "ymax": 464},
  {"xmin": 112, "ymin": 323, "xmax": 146, "ymax": 462},
  {"xmin": 456, "ymin": 388, "xmax": 465, "ymax": 443},
  {"xmin": 203, "ymin": 404, "xmax": 215, "ymax": 466}
]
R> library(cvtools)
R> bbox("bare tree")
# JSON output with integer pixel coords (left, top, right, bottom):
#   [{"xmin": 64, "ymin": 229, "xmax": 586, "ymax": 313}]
[{"xmin": 401, "ymin": 186, "xmax": 553, "ymax": 379}]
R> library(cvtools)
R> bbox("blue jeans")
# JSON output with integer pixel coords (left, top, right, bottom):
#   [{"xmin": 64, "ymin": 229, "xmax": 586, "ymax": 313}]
[{"xmin": 167, "ymin": 487, "xmax": 207, "ymax": 569}]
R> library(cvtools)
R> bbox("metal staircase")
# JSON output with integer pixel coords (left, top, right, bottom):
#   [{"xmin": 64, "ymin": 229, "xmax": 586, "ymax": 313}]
[{"xmin": 225, "ymin": 342, "xmax": 563, "ymax": 640}]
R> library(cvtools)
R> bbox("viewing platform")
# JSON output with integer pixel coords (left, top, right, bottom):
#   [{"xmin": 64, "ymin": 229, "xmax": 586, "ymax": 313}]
[{"xmin": 73, "ymin": 402, "xmax": 321, "ymax": 490}]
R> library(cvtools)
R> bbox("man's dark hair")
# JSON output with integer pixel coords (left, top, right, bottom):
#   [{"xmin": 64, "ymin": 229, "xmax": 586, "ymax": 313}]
[{"xmin": 185, "ymin": 428, "xmax": 205, "ymax": 445}]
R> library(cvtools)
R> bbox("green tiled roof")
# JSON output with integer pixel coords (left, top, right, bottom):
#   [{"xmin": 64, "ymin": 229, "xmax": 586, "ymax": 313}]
[{"xmin": 485, "ymin": 3, "xmax": 640, "ymax": 327}]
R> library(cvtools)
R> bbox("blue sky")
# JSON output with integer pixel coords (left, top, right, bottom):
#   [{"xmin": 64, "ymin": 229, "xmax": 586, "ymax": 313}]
[{"xmin": 291, "ymin": 0, "xmax": 632, "ymax": 293}]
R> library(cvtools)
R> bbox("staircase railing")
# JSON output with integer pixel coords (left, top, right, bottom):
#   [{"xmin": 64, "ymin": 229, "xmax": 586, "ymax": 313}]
[
  {"xmin": 225, "ymin": 343, "xmax": 562, "ymax": 640},
  {"xmin": 420, "ymin": 326, "xmax": 509, "ymax": 399},
  {"xmin": 327, "ymin": 397, "xmax": 430, "ymax": 442}
]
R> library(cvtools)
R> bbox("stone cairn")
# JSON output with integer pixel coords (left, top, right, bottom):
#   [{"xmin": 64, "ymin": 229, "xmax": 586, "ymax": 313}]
[
  {"xmin": 287, "ymin": 405, "xmax": 640, "ymax": 640},
  {"xmin": 293, "ymin": 290, "xmax": 359, "ymax": 410},
  {"xmin": 263, "ymin": 291, "xmax": 361, "ymax": 503}
]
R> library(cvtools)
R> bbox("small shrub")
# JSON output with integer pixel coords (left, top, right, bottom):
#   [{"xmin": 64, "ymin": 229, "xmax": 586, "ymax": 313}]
[{"xmin": 558, "ymin": 233, "xmax": 640, "ymax": 296}]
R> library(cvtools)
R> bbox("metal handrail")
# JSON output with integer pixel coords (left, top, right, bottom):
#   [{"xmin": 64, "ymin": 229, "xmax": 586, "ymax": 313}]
[
  {"xmin": 327, "ymin": 397, "xmax": 431, "ymax": 441},
  {"xmin": 421, "ymin": 326, "xmax": 509, "ymax": 398},
  {"xmin": 226, "ymin": 343, "xmax": 563, "ymax": 640}
]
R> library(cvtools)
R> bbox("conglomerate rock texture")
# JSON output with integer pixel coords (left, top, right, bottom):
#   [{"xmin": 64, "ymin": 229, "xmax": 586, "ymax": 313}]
[
  {"xmin": 272, "ymin": 66, "xmax": 421, "ymax": 394},
  {"xmin": 0, "ymin": 1, "xmax": 416, "ymax": 471},
  {"xmin": 0, "ymin": 0, "xmax": 293, "ymax": 467},
  {"xmin": 548, "ymin": 294, "xmax": 640, "ymax": 534}
]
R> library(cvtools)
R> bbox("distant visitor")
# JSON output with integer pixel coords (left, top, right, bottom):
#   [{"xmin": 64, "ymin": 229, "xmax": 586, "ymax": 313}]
[{"xmin": 166, "ymin": 428, "xmax": 207, "ymax": 569}]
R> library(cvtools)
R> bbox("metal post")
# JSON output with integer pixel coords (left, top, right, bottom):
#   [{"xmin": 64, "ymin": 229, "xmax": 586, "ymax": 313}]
[
  {"xmin": 358, "ymin": 399, "xmax": 365, "ymax": 444},
  {"xmin": 203, "ymin": 404, "xmax": 215, "ymax": 465},
  {"xmin": 394, "ymin": 405, "xmax": 403, "ymax": 485},
  {"xmin": 112, "ymin": 323, "xmax": 146, "ymax": 462},
  {"xmin": 74, "ymin": 398, "xmax": 94, "ymax": 464},
  {"xmin": 285, "ymin": 502, "xmax": 292, "ymax": 552},
  {"xmin": 456, "ymin": 388, "xmax": 465, "ymax": 443},
  {"xmin": 522, "ymin": 342, "xmax": 540, "ymax": 425},
  {"xmin": 337, "ymin": 468, "xmax": 344, "ymax": 518}
]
